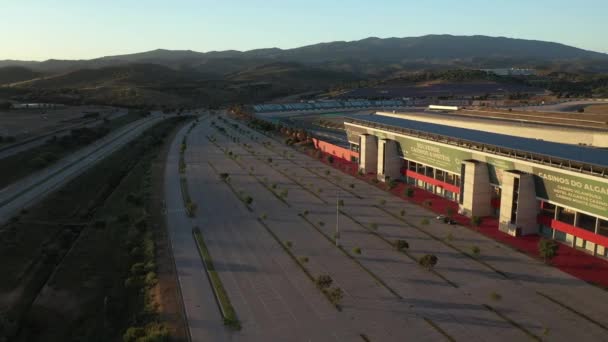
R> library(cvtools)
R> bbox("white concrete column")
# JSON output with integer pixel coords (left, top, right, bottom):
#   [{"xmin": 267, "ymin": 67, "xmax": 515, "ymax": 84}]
[
  {"xmin": 359, "ymin": 134, "xmax": 378, "ymax": 174},
  {"xmin": 377, "ymin": 139, "xmax": 401, "ymax": 182},
  {"xmin": 499, "ymin": 171, "xmax": 538, "ymax": 236},
  {"xmin": 458, "ymin": 160, "xmax": 493, "ymax": 218}
]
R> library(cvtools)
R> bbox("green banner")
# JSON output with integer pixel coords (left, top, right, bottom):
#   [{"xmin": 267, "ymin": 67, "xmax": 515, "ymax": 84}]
[
  {"xmin": 485, "ymin": 157, "xmax": 515, "ymax": 185},
  {"xmin": 533, "ymin": 168, "xmax": 608, "ymax": 219}
]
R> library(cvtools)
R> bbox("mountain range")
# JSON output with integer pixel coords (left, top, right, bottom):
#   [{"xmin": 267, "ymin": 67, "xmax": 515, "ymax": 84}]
[{"xmin": 1, "ymin": 35, "xmax": 607, "ymax": 106}]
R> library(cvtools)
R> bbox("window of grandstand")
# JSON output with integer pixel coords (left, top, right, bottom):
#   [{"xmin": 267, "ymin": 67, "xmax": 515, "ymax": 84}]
[
  {"xmin": 598, "ymin": 219, "xmax": 608, "ymax": 237},
  {"xmin": 577, "ymin": 212, "xmax": 597, "ymax": 232},
  {"xmin": 556, "ymin": 206, "xmax": 576, "ymax": 226}
]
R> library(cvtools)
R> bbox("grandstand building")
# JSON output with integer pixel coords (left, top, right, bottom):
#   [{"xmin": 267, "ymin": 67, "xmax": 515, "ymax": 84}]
[{"xmin": 343, "ymin": 114, "xmax": 608, "ymax": 258}]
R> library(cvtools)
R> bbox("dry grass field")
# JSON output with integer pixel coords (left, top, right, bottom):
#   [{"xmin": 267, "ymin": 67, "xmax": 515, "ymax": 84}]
[{"xmin": 0, "ymin": 106, "xmax": 118, "ymax": 141}]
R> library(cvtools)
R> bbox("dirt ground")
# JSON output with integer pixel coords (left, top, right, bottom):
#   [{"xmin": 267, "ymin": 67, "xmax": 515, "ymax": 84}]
[
  {"xmin": 0, "ymin": 105, "xmax": 119, "ymax": 140},
  {"xmin": 584, "ymin": 104, "xmax": 608, "ymax": 115}
]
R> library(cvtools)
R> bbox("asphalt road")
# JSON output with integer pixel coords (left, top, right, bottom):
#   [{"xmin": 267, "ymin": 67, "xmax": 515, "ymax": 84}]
[
  {"xmin": 0, "ymin": 109, "xmax": 128, "ymax": 160},
  {"xmin": 0, "ymin": 114, "xmax": 163, "ymax": 224}
]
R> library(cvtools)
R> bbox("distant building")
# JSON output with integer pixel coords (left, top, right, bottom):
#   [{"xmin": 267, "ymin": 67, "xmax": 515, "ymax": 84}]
[{"xmin": 482, "ymin": 68, "xmax": 536, "ymax": 76}]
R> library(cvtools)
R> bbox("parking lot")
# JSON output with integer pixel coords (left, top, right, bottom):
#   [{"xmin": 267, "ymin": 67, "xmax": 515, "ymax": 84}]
[{"xmin": 167, "ymin": 113, "xmax": 608, "ymax": 341}]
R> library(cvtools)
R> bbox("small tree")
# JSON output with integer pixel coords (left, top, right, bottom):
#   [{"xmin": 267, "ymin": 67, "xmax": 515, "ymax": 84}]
[
  {"xmin": 405, "ymin": 187, "xmax": 414, "ymax": 198},
  {"xmin": 244, "ymin": 196, "xmax": 253, "ymax": 205},
  {"xmin": 418, "ymin": 254, "xmax": 438, "ymax": 270},
  {"xmin": 316, "ymin": 274, "xmax": 333, "ymax": 290},
  {"xmin": 327, "ymin": 287, "xmax": 344, "ymax": 306},
  {"xmin": 395, "ymin": 239, "xmax": 409, "ymax": 251},
  {"xmin": 538, "ymin": 238, "xmax": 559, "ymax": 263}
]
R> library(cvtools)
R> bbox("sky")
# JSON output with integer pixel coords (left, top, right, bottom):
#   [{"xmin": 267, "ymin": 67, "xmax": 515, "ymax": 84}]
[{"xmin": 2, "ymin": 0, "xmax": 607, "ymax": 61}]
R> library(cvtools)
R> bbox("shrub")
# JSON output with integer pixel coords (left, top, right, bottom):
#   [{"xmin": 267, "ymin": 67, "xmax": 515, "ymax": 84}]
[
  {"xmin": 260, "ymin": 213, "xmax": 267, "ymax": 220},
  {"xmin": 405, "ymin": 187, "xmax": 414, "ymax": 197},
  {"xmin": 394, "ymin": 239, "xmax": 409, "ymax": 251},
  {"xmin": 244, "ymin": 196, "xmax": 253, "ymax": 205},
  {"xmin": 285, "ymin": 241, "xmax": 293, "ymax": 248},
  {"xmin": 219, "ymin": 173, "xmax": 230, "ymax": 181},
  {"xmin": 418, "ymin": 254, "xmax": 438, "ymax": 270},
  {"xmin": 490, "ymin": 292, "xmax": 502, "ymax": 301},
  {"xmin": 300, "ymin": 256, "xmax": 309, "ymax": 263},
  {"xmin": 353, "ymin": 247, "xmax": 362, "ymax": 254},
  {"xmin": 399, "ymin": 209, "xmax": 406, "ymax": 217},
  {"xmin": 280, "ymin": 189, "xmax": 288, "ymax": 198},
  {"xmin": 327, "ymin": 287, "xmax": 344, "ymax": 306},
  {"xmin": 421, "ymin": 218, "xmax": 430, "ymax": 225},
  {"xmin": 302, "ymin": 210, "xmax": 309, "ymax": 216},
  {"xmin": 316, "ymin": 274, "xmax": 333, "ymax": 290},
  {"xmin": 318, "ymin": 221, "xmax": 325, "ymax": 227},
  {"xmin": 538, "ymin": 238, "xmax": 559, "ymax": 263}
]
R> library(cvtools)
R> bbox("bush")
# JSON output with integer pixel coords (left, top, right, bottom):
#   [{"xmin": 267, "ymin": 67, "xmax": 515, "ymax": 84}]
[
  {"xmin": 327, "ymin": 287, "xmax": 344, "ymax": 306},
  {"xmin": 405, "ymin": 187, "xmax": 414, "ymax": 197},
  {"xmin": 353, "ymin": 247, "xmax": 362, "ymax": 254},
  {"xmin": 395, "ymin": 239, "xmax": 409, "ymax": 251},
  {"xmin": 285, "ymin": 241, "xmax": 293, "ymax": 248},
  {"xmin": 244, "ymin": 196, "xmax": 253, "ymax": 205},
  {"xmin": 316, "ymin": 274, "xmax": 333, "ymax": 290},
  {"xmin": 471, "ymin": 246, "xmax": 481, "ymax": 256},
  {"xmin": 538, "ymin": 238, "xmax": 559, "ymax": 263},
  {"xmin": 219, "ymin": 173, "xmax": 230, "ymax": 181},
  {"xmin": 490, "ymin": 292, "xmax": 502, "ymax": 301},
  {"xmin": 418, "ymin": 254, "xmax": 438, "ymax": 270}
]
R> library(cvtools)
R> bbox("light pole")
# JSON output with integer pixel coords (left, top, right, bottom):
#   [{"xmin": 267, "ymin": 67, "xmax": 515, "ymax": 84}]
[{"xmin": 335, "ymin": 190, "xmax": 340, "ymax": 247}]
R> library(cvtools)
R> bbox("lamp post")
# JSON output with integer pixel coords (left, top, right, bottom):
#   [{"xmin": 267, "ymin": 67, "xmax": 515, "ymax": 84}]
[{"xmin": 336, "ymin": 190, "xmax": 340, "ymax": 247}]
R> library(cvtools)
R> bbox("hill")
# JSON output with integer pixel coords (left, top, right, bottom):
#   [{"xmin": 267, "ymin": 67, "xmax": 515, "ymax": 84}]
[
  {"xmin": 2, "ymin": 35, "xmax": 607, "ymax": 75},
  {"xmin": 0, "ymin": 66, "xmax": 43, "ymax": 85}
]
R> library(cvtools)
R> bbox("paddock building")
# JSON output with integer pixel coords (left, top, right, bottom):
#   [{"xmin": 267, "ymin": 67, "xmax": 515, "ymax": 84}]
[{"xmin": 343, "ymin": 114, "xmax": 608, "ymax": 257}]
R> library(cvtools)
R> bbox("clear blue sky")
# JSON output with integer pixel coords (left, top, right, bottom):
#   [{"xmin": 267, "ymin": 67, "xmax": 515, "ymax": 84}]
[{"xmin": 2, "ymin": 0, "xmax": 607, "ymax": 61}]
